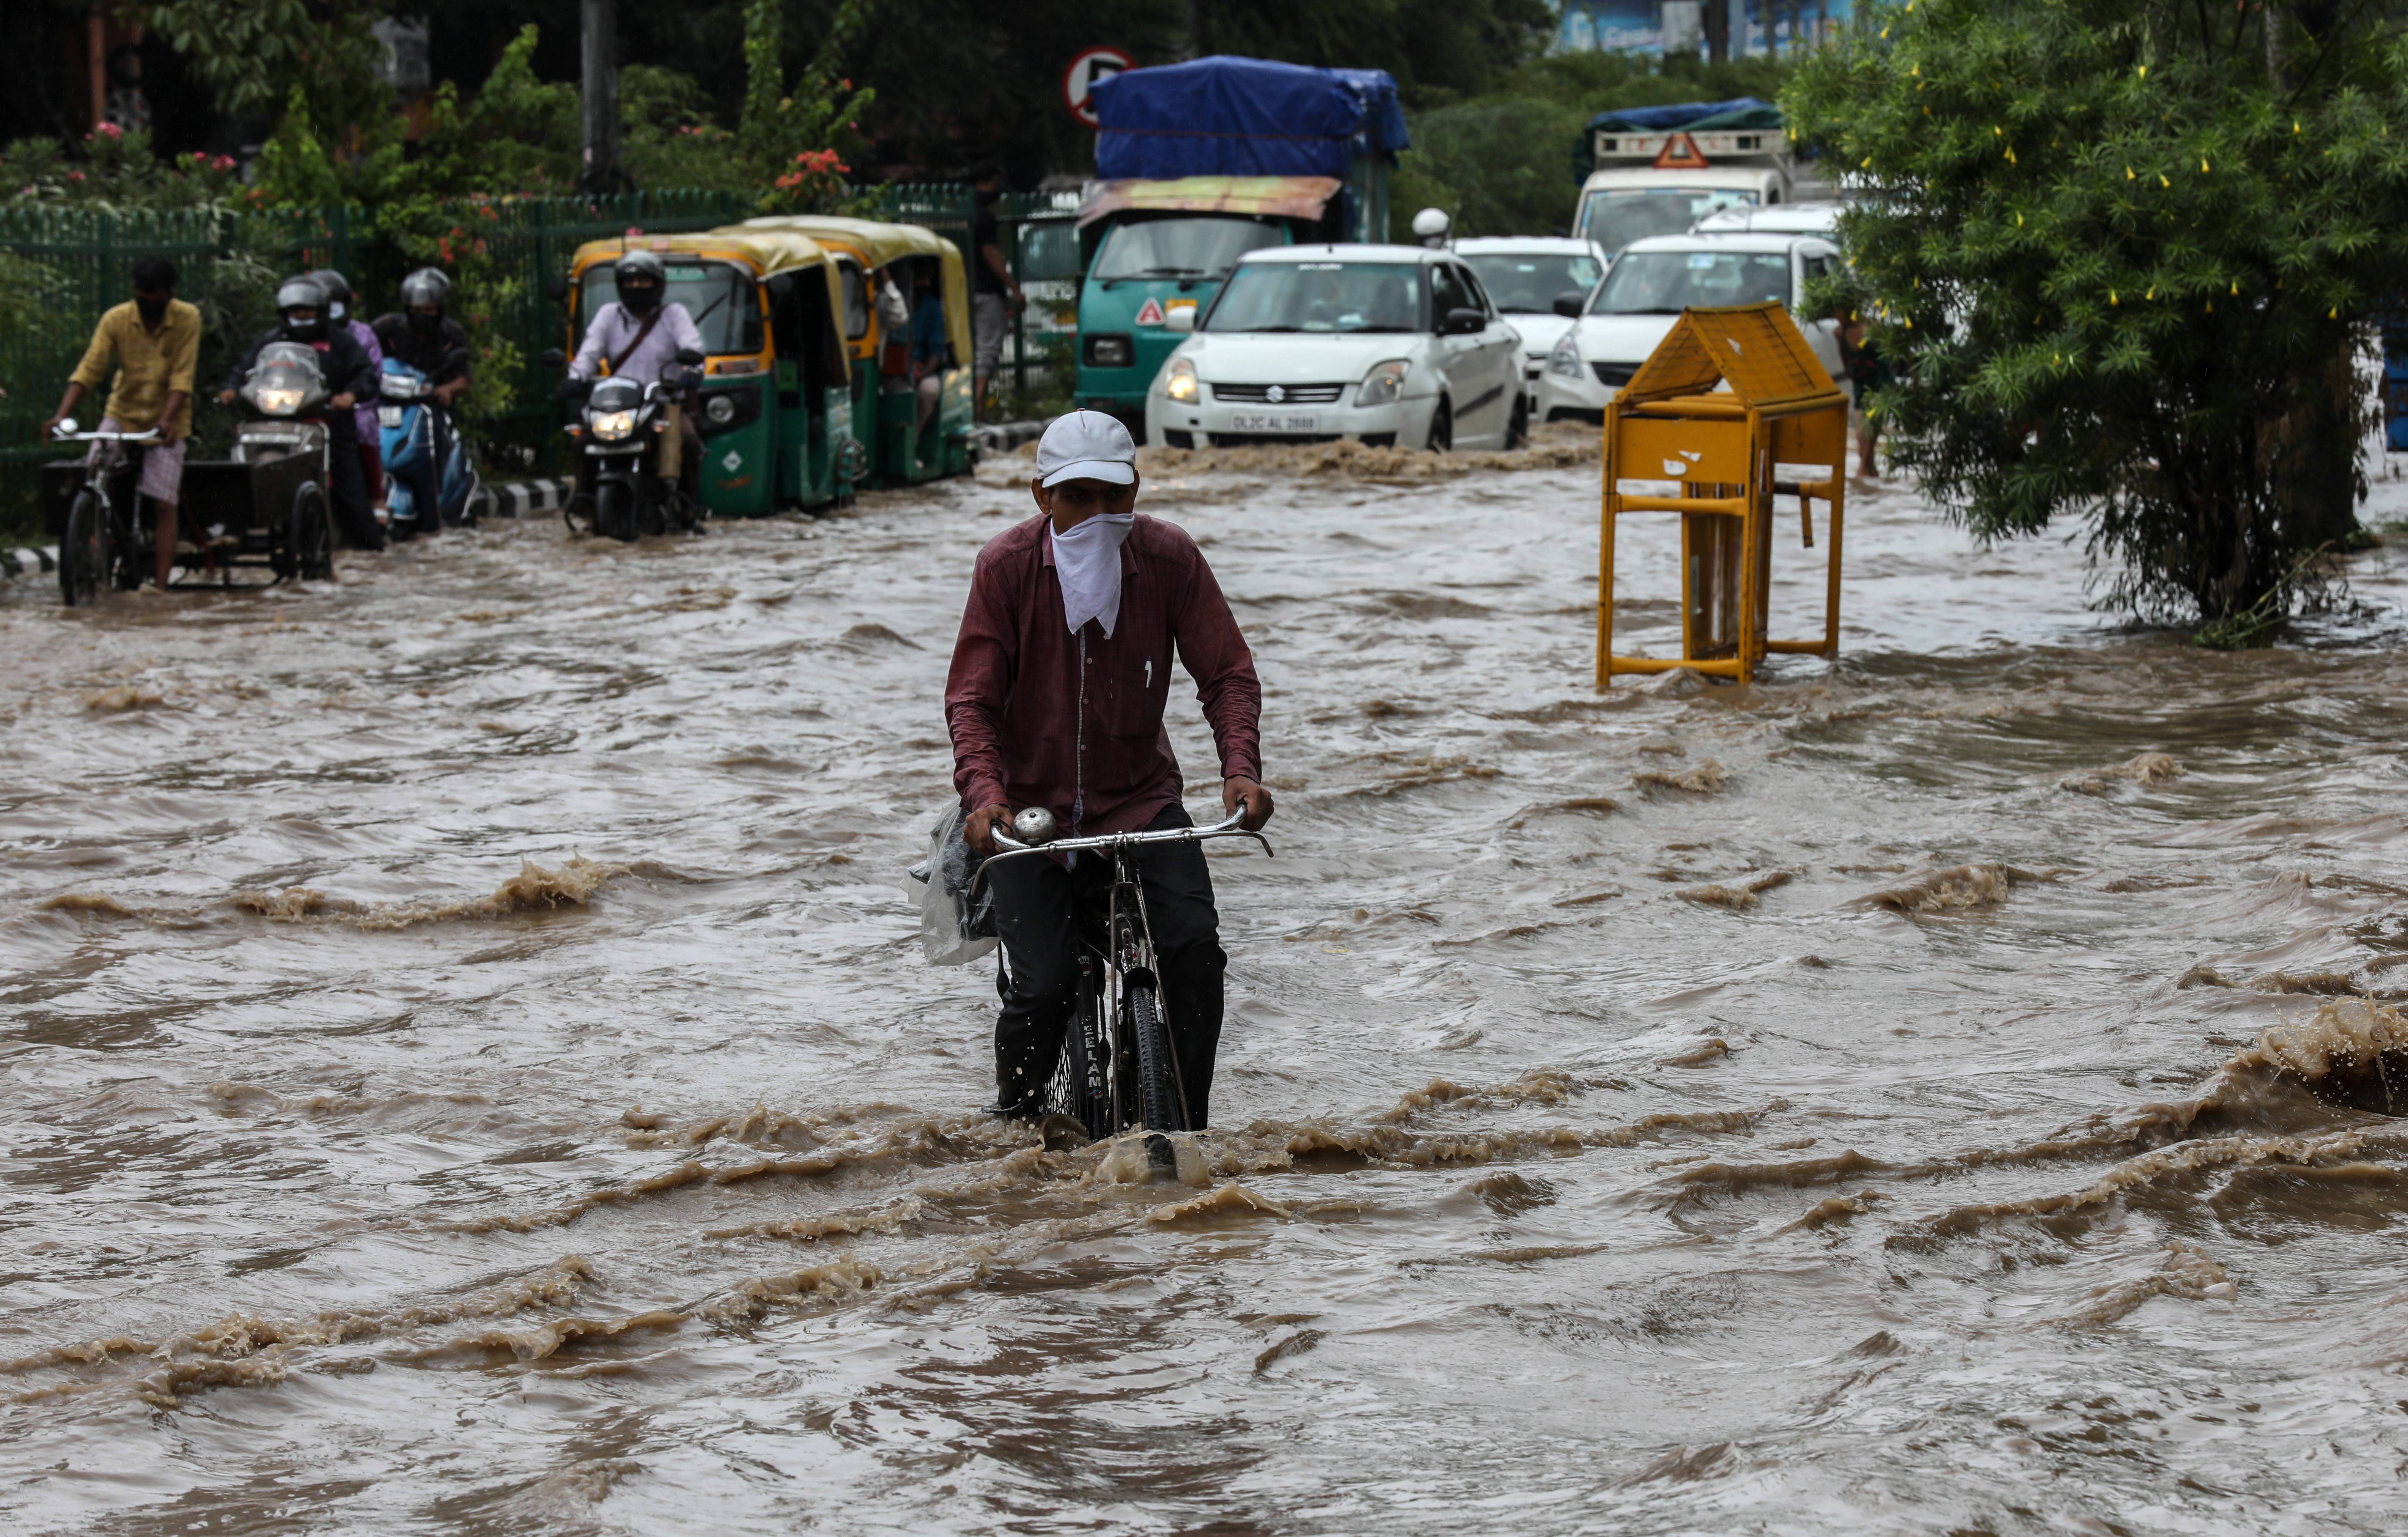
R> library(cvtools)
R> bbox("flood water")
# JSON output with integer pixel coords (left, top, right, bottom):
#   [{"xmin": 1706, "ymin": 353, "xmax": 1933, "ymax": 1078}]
[{"xmin": 6, "ymin": 432, "xmax": 2408, "ymax": 1534}]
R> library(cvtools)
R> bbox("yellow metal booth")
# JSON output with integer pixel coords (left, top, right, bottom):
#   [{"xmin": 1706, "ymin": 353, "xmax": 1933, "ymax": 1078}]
[{"xmin": 1596, "ymin": 302, "xmax": 1850, "ymax": 687}]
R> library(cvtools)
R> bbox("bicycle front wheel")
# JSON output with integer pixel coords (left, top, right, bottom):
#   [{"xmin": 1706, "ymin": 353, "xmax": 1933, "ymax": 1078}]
[
  {"xmin": 1044, "ymin": 965, "xmax": 1113, "ymax": 1142},
  {"xmin": 1126, "ymin": 982, "xmax": 1184, "ymax": 1174},
  {"xmin": 60, "ymin": 490, "xmax": 109, "ymax": 607}
]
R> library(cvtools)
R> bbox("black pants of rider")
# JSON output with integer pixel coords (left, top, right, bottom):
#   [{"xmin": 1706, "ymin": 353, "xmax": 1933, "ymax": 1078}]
[
  {"xmin": 320, "ymin": 416, "xmax": 382, "ymax": 551},
  {"xmin": 571, "ymin": 407, "xmax": 703, "ymax": 508},
  {"xmin": 986, "ymin": 802, "xmax": 1227, "ymax": 1128}
]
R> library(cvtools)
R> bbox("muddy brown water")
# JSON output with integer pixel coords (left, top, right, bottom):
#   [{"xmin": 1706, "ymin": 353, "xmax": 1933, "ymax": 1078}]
[{"xmin": 6, "ymin": 439, "xmax": 2408, "ymax": 1534}]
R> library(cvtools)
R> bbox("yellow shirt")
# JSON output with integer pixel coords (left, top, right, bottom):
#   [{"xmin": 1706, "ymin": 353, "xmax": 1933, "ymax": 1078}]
[{"xmin": 69, "ymin": 299, "xmax": 201, "ymax": 438}]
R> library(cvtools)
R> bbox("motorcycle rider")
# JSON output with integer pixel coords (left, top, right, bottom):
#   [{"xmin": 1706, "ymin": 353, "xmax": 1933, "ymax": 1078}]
[
  {"xmin": 308, "ymin": 269, "xmax": 388, "ymax": 528},
  {"xmin": 371, "ymin": 268, "xmax": 474, "ymax": 535},
  {"xmin": 220, "ymin": 276, "xmax": 382, "ymax": 550},
  {"xmin": 567, "ymin": 248, "xmax": 705, "ymax": 506}
]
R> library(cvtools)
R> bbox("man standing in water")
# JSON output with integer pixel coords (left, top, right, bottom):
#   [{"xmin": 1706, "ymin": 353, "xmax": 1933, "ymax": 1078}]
[{"xmin": 946, "ymin": 411, "xmax": 1272, "ymax": 1126}]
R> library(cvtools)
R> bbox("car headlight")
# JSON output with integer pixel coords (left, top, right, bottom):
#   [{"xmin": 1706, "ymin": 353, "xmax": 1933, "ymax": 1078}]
[
  {"xmin": 1163, "ymin": 357, "xmax": 1198, "ymax": 404},
  {"xmin": 590, "ymin": 409, "xmax": 636, "ymax": 441},
  {"xmin": 703, "ymin": 393, "xmax": 736, "ymax": 426},
  {"xmin": 1355, "ymin": 359, "xmax": 1410, "ymax": 407},
  {"xmin": 256, "ymin": 387, "xmax": 304, "ymax": 415},
  {"xmin": 1546, "ymin": 332, "xmax": 1585, "ymax": 380}
]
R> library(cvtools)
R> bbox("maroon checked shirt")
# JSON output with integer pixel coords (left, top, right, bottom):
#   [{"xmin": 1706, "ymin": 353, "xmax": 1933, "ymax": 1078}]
[{"xmin": 945, "ymin": 512, "xmax": 1263, "ymax": 837}]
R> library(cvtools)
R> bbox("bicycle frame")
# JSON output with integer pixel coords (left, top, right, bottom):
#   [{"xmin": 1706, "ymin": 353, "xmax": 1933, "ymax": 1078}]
[
  {"xmin": 978, "ymin": 807, "xmax": 1273, "ymax": 1152},
  {"xmin": 54, "ymin": 428, "xmax": 157, "ymax": 599}
]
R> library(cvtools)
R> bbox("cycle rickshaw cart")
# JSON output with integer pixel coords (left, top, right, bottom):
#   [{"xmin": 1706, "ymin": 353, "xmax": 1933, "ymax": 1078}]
[{"xmin": 47, "ymin": 342, "xmax": 341, "ymax": 604}]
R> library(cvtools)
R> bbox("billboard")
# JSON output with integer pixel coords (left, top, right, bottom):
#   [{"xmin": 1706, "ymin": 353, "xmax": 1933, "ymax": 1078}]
[{"xmin": 1554, "ymin": 0, "xmax": 1853, "ymax": 57}]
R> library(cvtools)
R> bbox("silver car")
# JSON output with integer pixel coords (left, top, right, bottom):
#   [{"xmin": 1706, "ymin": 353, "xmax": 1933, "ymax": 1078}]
[
  {"xmin": 1453, "ymin": 236, "xmax": 1611, "ymax": 414},
  {"xmin": 1534, "ymin": 232, "xmax": 1848, "ymax": 424},
  {"xmin": 1145, "ymin": 244, "xmax": 1527, "ymax": 452}
]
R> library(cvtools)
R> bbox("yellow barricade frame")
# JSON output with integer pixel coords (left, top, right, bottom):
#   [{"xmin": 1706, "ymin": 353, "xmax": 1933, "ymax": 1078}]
[{"xmin": 1596, "ymin": 301, "xmax": 1851, "ymax": 688}]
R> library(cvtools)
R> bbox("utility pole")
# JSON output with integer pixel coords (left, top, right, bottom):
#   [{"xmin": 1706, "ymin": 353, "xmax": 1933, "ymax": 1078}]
[{"xmin": 579, "ymin": 0, "xmax": 621, "ymax": 196}]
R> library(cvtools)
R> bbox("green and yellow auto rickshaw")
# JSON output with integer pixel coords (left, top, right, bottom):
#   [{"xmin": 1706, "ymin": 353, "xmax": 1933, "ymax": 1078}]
[
  {"xmin": 734, "ymin": 215, "xmax": 972, "ymax": 485},
  {"xmin": 561, "ymin": 228, "xmax": 855, "ymax": 515}
]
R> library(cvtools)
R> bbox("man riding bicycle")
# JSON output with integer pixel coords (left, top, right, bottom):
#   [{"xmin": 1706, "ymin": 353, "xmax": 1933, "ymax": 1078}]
[
  {"xmin": 946, "ymin": 411, "xmax": 1273, "ymax": 1127},
  {"xmin": 42, "ymin": 256, "xmax": 198, "ymax": 593}
]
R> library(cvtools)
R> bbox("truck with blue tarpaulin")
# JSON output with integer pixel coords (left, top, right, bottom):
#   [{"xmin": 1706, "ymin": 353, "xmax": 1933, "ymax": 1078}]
[{"xmin": 1074, "ymin": 55, "xmax": 1410, "ymax": 438}]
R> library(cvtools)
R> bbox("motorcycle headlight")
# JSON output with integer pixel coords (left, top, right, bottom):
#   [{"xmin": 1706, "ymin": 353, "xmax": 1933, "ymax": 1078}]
[
  {"xmin": 1546, "ymin": 332, "xmax": 1585, "ymax": 380},
  {"xmin": 590, "ymin": 409, "xmax": 637, "ymax": 441},
  {"xmin": 1163, "ymin": 357, "xmax": 1198, "ymax": 404},
  {"xmin": 256, "ymin": 387, "xmax": 304, "ymax": 416},
  {"xmin": 1356, "ymin": 359, "xmax": 1410, "ymax": 407}
]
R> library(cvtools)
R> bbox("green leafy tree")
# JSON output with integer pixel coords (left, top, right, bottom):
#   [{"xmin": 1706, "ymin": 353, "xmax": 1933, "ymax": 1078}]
[
  {"xmin": 1786, "ymin": 1, "xmax": 2408, "ymax": 633},
  {"xmin": 739, "ymin": 0, "xmax": 877, "ymax": 208},
  {"xmin": 143, "ymin": 0, "xmax": 390, "ymax": 142}
]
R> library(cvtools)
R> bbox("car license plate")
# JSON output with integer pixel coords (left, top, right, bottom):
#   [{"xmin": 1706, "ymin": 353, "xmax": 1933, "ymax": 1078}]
[
  {"xmin": 377, "ymin": 405, "xmax": 403, "ymax": 428},
  {"xmin": 1226, "ymin": 412, "xmax": 1318, "ymax": 433}
]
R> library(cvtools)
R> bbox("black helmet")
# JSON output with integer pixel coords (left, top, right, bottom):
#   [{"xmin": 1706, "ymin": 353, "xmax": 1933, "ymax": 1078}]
[
  {"xmin": 276, "ymin": 276, "xmax": 329, "ymax": 342},
  {"xmin": 308, "ymin": 268, "xmax": 352, "ymax": 320},
  {"xmin": 616, "ymin": 249, "xmax": 666, "ymax": 314},
  {"xmin": 400, "ymin": 267, "xmax": 452, "ymax": 312}
]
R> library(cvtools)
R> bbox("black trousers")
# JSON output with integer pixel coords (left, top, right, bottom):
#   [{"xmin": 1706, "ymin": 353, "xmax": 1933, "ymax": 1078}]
[
  {"xmin": 321, "ymin": 418, "xmax": 382, "ymax": 551},
  {"xmin": 986, "ymin": 802, "xmax": 1228, "ymax": 1127}
]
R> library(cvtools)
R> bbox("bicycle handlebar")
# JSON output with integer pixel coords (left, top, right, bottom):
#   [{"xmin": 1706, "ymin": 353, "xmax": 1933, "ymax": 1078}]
[
  {"xmin": 54, "ymin": 428, "xmax": 160, "ymax": 444},
  {"xmin": 974, "ymin": 805, "xmax": 1274, "ymax": 889}
]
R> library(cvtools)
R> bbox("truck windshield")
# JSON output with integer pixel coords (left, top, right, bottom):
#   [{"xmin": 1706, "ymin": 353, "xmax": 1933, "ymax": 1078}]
[
  {"xmin": 1591, "ymin": 250, "xmax": 1791, "ymax": 315},
  {"xmin": 1578, "ymin": 188, "xmax": 1758, "ymax": 255},
  {"xmin": 1205, "ymin": 262, "xmax": 1423, "ymax": 333},
  {"xmin": 1092, "ymin": 217, "xmax": 1282, "ymax": 284},
  {"xmin": 581, "ymin": 260, "xmax": 763, "ymax": 356},
  {"xmin": 1462, "ymin": 252, "xmax": 1604, "ymax": 312}
]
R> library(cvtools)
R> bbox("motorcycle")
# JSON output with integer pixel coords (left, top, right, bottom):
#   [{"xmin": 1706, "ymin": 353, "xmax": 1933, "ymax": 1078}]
[
  {"xmin": 377, "ymin": 353, "xmax": 471, "ymax": 535},
  {"xmin": 548, "ymin": 346, "xmax": 707, "ymax": 542},
  {"xmin": 377, "ymin": 353, "xmax": 480, "ymax": 539}
]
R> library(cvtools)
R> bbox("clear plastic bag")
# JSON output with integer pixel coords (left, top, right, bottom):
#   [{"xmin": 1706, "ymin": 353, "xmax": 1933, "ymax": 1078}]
[{"xmin": 906, "ymin": 806, "xmax": 999, "ymax": 966}]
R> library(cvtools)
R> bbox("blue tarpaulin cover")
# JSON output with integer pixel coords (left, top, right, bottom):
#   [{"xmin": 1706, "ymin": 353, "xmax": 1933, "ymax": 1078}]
[
  {"xmin": 1091, "ymin": 55, "xmax": 1409, "ymax": 183},
  {"xmin": 1583, "ymin": 98, "xmax": 1777, "ymax": 136}
]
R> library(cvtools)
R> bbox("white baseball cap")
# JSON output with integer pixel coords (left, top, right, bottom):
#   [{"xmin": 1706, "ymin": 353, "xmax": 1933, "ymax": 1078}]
[{"xmin": 1036, "ymin": 409, "xmax": 1138, "ymax": 487}]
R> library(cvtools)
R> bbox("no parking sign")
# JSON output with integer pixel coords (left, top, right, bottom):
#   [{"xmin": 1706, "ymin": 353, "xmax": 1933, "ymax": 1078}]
[{"xmin": 1062, "ymin": 47, "xmax": 1133, "ymax": 128}]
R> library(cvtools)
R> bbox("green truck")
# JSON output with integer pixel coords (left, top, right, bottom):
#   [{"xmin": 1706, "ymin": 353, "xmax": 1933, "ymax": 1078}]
[{"xmin": 1074, "ymin": 57, "xmax": 1410, "ymax": 439}]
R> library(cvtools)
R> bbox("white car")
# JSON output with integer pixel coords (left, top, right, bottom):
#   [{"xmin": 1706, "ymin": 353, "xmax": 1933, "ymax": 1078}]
[
  {"xmin": 1691, "ymin": 200, "xmax": 1847, "ymax": 236},
  {"xmin": 1454, "ymin": 236, "xmax": 1610, "ymax": 414},
  {"xmin": 1145, "ymin": 244, "xmax": 1526, "ymax": 453},
  {"xmin": 1535, "ymin": 233, "xmax": 1847, "ymax": 425}
]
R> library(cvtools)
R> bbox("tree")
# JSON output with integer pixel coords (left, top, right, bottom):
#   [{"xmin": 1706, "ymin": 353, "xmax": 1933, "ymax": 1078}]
[
  {"xmin": 143, "ymin": 0, "xmax": 389, "ymax": 138},
  {"xmin": 1786, "ymin": 2, "xmax": 2408, "ymax": 635}
]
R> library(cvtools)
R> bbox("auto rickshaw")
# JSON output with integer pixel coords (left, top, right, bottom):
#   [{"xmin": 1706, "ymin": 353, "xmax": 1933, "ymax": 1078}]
[
  {"xmin": 733, "ymin": 215, "xmax": 973, "ymax": 486},
  {"xmin": 559, "ymin": 228, "xmax": 855, "ymax": 516}
]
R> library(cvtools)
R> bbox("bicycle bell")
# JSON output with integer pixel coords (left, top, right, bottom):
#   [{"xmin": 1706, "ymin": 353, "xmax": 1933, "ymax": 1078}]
[{"xmin": 1012, "ymin": 807, "xmax": 1058, "ymax": 845}]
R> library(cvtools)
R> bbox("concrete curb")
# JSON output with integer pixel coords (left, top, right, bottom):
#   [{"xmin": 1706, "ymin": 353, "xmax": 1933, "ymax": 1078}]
[
  {"xmin": 970, "ymin": 419, "xmax": 1054, "ymax": 456},
  {"xmin": 3, "ymin": 546, "xmax": 57, "ymax": 579},
  {"xmin": 474, "ymin": 478, "xmax": 569, "ymax": 521}
]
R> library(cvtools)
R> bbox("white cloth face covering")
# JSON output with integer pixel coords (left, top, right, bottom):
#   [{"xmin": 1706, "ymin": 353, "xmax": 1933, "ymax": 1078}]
[{"xmin": 1051, "ymin": 512, "xmax": 1137, "ymax": 638}]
